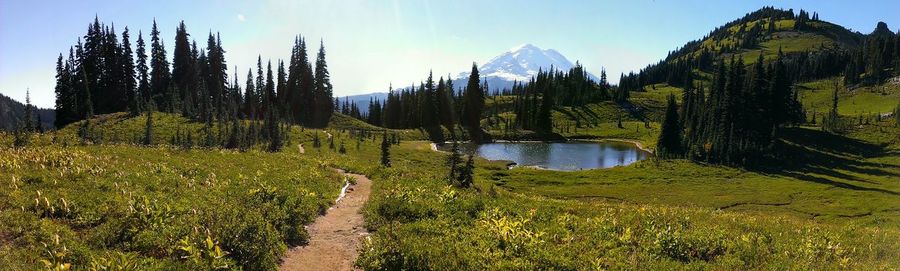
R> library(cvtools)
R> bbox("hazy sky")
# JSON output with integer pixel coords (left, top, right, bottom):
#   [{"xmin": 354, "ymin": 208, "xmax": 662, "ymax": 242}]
[{"xmin": 1, "ymin": 0, "xmax": 898, "ymax": 108}]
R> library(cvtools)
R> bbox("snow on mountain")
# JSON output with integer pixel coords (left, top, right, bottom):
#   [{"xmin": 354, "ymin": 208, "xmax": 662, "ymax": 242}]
[{"xmin": 455, "ymin": 43, "xmax": 598, "ymax": 91}]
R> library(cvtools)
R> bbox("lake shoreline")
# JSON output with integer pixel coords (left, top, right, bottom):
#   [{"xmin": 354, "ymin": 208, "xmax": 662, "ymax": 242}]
[
  {"xmin": 430, "ymin": 139, "xmax": 652, "ymax": 171},
  {"xmin": 431, "ymin": 138, "xmax": 654, "ymax": 154}
]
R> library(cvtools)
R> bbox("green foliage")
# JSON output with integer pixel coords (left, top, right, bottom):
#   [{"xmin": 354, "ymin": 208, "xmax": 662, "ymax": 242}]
[{"xmin": 380, "ymin": 133, "xmax": 391, "ymax": 167}]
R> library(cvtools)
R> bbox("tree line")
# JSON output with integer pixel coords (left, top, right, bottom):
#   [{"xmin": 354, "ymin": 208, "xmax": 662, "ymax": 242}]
[
  {"xmin": 656, "ymin": 52, "xmax": 803, "ymax": 166},
  {"xmin": 354, "ymin": 63, "xmax": 609, "ymax": 141},
  {"xmin": 53, "ymin": 17, "xmax": 335, "ymax": 132},
  {"xmin": 359, "ymin": 64, "xmax": 485, "ymax": 141}
]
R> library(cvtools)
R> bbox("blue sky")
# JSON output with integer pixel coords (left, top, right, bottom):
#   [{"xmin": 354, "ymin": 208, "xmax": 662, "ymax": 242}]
[{"xmin": 1, "ymin": 0, "xmax": 898, "ymax": 108}]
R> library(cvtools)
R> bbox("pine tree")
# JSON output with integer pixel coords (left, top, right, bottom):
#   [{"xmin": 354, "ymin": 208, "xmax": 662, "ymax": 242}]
[
  {"xmin": 266, "ymin": 100, "xmax": 282, "ymax": 152},
  {"xmin": 135, "ymin": 31, "xmax": 149, "ymax": 109},
  {"xmin": 54, "ymin": 54, "xmax": 76, "ymax": 127},
  {"xmin": 120, "ymin": 27, "xmax": 138, "ymax": 116},
  {"xmin": 446, "ymin": 142, "xmax": 462, "ymax": 185},
  {"xmin": 457, "ymin": 154, "xmax": 475, "ymax": 188},
  {"xmin": 461, "ymin": 63, "xmax": 484, "ymax": 141},
  {"xmin": 172, "ymin": 21, "xmax": 193, "ymax": 114},
  {"xmin": 23, "ymin": 90, "xmax": 34, "ymax": 132},
  {"xmin": 244, "ymin": 68, "xmax": 256, "ymax": 118},
  {"xmin": 313, "ymin": 40, "xmax": 334, "ymax": 127},
  {"xmin": 656, "ymin": 94, "xmax": 683, "ymax": 159},
  {"xmin": 226, "ymin": 117, "xmax": 242, "ymax": 149},
  {"xmin": 149, "ymin": 19, "xmax": 171, "ymax": 108},
  {"xmin": 536, "ymin": 72, "xmax": 555, "ymax": 134},
  {"xmin": 822, "ymin": 78, "xmax": 843, "ymax": 133},
  {"xmin": 380, "ymin": 132, "xmax": 391, "ymax": 167}
]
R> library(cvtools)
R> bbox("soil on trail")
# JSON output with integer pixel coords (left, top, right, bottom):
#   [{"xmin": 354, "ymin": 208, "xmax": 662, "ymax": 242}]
[{"xmin": 280, "ymin": 169, "xmax": 372, "ymax": 271}]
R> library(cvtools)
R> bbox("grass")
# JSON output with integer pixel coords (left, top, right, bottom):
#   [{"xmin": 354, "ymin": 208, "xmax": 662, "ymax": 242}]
[
  {"xmin": 687, "ymin": 18, "xmax": 857, "ymax": 66},
  {"xmin": 799, "ymin": 78, "xmax": 900, "ymax": 117}
]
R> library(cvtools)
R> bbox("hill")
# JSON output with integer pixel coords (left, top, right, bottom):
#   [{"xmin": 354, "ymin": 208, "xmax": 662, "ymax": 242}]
[
  {"xmin": 0, "ymin": 93, "xmax": 55, "ymax": 131},
  {"xmin": 618, "ymin": 7, "xmax": 884, "ymax": 91}
]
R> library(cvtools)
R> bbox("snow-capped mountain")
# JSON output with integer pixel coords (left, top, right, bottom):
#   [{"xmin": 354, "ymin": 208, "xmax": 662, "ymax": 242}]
[{"xmin": 455, "ymin": 43, "xmax": 598, "ymax": 92}]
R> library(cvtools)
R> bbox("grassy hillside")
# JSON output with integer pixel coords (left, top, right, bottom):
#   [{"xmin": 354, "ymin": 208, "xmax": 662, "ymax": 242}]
[
  {"xmin": 328, "ymin": 112, "xmax": 430, "ymax": 141},
  {"xmin": 799, "ymin": 78, "xmax": 900, "ymax": 117},
  {"xmin": 676, "ymin": 16, "xmax": 860, "ymax": 66}
]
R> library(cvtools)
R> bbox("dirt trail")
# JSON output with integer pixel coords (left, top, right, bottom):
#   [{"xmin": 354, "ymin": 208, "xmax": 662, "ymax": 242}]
[{"xmin": 280, "ymin": 169, "xmax": 371, "ymax": 271}]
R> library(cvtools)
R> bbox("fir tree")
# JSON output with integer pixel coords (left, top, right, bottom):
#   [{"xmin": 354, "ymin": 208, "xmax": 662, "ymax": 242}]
[
  {"xmin": 461, "ymin": 63, "xmax": 484, "ymax": 141},
  {"xmin": 149, "ymin": 19, "xmax": 171, "ymax": 108},
  {"xmin": 54, "ymin": 53, "xmax": 76, "ymax": 127},
  {"xmin": 457, "ymin": 154, "xmax": 475, "ymax": 188},
  {"xmin": 135, "ymin": 31, "xmax": 149, "ymax": 108},
  {"xmin": 380, "ymin": 132, "xmax": 391, "ymax": 167},
  {"xmin": 313, "ymin": 40, "xmax": 334, "ymax": 127},
  {"xmin": 446, "ymin": 142, "xmax": 462, "ymax": 185},
  {"xmin": 22, "ymin": 90, "xmax": 34, "ymax": 132},
  {"xmin": 822, "ymin": 79, "xmax": 844, "ymax": 133},
  {"xmin": 120, "ymin": 27, "xmax": 138, "ymax": 116},
  {"xmin": 656, "ymin": 94, "xmax": 683, "ymax": 159}
]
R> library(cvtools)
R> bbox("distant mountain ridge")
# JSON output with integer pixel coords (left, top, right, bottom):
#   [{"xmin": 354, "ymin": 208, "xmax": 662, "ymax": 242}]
[{"xmin": 0, "ymin": 92, "xmax": 55, "ymax": 131}]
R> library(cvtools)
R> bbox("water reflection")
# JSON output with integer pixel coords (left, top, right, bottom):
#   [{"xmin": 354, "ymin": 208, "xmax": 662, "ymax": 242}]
[{"xmin": 445, "ymin": 141, "xmax": 650, "ymax": 171}]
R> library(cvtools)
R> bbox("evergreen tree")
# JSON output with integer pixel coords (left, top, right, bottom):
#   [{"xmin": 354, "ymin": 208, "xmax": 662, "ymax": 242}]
[
  {"xmin": 656, "ymin": 94, "xmax": 683, "ymax": 159},
  {"xmin": 265, "ymin": 101, "xmax": 282, "ymax": 152},
  {"xmin": 54, "ymin": 54, "xmax": 77, "ymax": 127},
  {"xmin": 457, "ymin": 154, "xmax": 475, "ymax": 188},
  {"xmin": 380, "ymin": 132, "xmax": 391, "ymax": 167},
  {"xmin": 822, "ymin": 79, "xmax": 844, "ymax": 133},
  {"xmin": 120, "ymin": 27, "xmax": 138, "ymax": 116},
  {"xmin": 461, "ymin": 63, "xmax": 484, "ymax": 141},
  {"xmin": 149, "ymin": 19, "xmax": 171, "ymax": 108},
  {"xmin": 535, "ymin": 71, "xmax": 555, "ymax": 134},
  {"xmin": 135, "ymin": 31, "xmax": 149, "ymax": 109},
  {"xmin": 226, "ymin": 117, "xmax": 242, "ymax": 149},
  {"xmin": 22, "ymin": 90, "xmax": 34, "ymax": 132},
  {"xmin": 313, "ymin": 40, "xmax": 334, "ymax": 127},
  {"xmin": 172, "ymin": 21, "xmax": 194, "ymax": 115},
  {"xmin": 446, "ymin": 142, "xmax": 462, "ymax": 185}
]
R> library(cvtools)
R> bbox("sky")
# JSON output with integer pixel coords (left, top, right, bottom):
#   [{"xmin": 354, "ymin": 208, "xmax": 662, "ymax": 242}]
[{"xmin": 1, "ymin": 0, "xmax": 898, "ymax": 108}]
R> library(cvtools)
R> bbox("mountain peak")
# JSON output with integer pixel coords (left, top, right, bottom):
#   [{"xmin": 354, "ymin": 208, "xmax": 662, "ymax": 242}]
[
  {"xmin": 871, "ymin": 21, "xmax": 894, "ymax": 37},
  {"xmin": 458, "ymin": 44, "xmax": 595, "ymax": 86}
]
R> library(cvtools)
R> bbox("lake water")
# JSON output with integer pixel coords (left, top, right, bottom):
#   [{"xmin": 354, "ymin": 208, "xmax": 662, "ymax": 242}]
[{"xmin": 442, "ymin": 141, "xmax": 650, "ymax": 171}]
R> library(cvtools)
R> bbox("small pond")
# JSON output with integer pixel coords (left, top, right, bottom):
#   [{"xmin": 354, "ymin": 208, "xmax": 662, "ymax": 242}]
[{"xmin": 440, "ymin": 141, "xmax": 651, "ymax": 171}]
